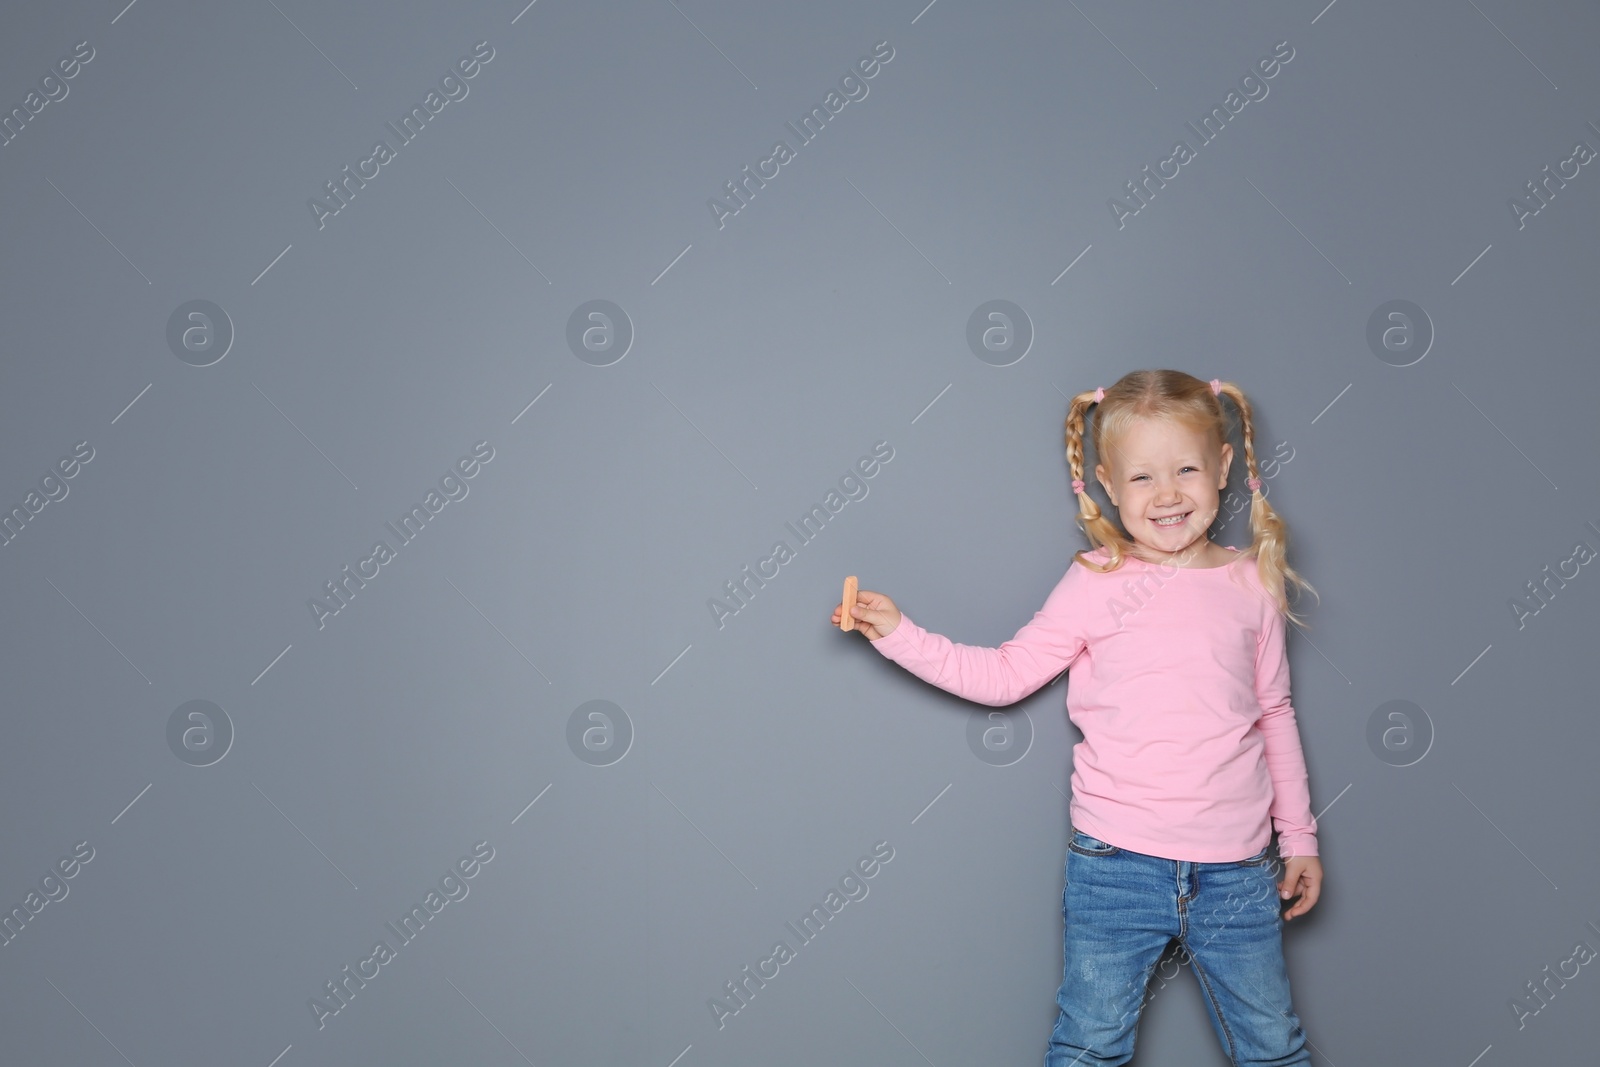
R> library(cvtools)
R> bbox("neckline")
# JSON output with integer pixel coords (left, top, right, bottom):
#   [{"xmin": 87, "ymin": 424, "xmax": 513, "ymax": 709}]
[{"xmin": 1116, "ymin": 545, "xmax": 1243, "ymax": 571}]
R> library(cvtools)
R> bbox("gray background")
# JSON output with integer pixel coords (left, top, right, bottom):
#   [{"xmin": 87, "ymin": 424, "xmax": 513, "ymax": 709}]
[{"xmin": 2, "ymin": 0, "xmax": 1597, "ymax": 1064}]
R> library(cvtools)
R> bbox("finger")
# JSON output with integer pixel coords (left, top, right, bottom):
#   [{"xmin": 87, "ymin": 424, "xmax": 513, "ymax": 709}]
[{"xmin": 1284, "ymin": 881, "xmax": 1314, "ymax": 920}]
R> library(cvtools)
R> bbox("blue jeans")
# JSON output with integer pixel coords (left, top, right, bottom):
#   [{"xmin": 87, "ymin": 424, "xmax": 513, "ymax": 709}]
[{"xmin": 1043, "ymin": 830, "xmax": 1311, "ymax": 1066}]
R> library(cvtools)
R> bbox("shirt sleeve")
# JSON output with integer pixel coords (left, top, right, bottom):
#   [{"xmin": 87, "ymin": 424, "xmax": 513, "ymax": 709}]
[
  {"xmin": 1255, "ymin": 595, "xmax": 1319, "ymax": 859},
  {"xmin": 864, "ymin": 564, "xmax": 1090, "ymax": 706}
]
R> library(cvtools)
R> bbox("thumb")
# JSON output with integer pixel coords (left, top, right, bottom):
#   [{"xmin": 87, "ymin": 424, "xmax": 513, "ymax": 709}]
[{"xmin": 853, "ymin": 589, "xmax": 888, "ymax": 613}]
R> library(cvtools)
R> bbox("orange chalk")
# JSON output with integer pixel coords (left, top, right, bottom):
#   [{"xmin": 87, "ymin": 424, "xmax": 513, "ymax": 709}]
[{"xmin": 841, "ymin": 575, "xmax": 858, "ymax": 632}]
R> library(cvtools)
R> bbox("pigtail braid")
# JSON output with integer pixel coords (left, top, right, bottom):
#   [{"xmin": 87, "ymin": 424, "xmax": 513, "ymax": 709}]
[
  {"xmin": 1215, "ymin": 380, "xmax": 1319, "ymax": 628},
  {"xmin": 1065, "ymin": 389, "xmax": 1131, "ymax": 573}
]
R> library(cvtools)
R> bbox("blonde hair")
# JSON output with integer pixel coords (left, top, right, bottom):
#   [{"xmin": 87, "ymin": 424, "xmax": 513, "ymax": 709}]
[{"xmin": 1064, "ymin": 369, "xmax": 1318, "ymax": 630}]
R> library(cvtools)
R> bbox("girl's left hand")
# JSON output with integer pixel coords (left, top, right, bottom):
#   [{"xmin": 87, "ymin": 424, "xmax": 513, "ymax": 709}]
[{"xmin": 1277, "ymin": 855, "xmax": 1322, "ymax": 920}]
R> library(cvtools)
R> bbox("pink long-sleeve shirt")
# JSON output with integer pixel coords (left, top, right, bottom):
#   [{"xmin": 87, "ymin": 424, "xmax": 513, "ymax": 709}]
[{"xmin": 867, "ymin": 544, "xmax": 1318, "ymax": 863}]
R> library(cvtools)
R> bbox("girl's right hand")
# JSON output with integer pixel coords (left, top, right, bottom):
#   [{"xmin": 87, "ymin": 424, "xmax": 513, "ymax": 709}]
[{"xmin": 830, "ymin": 589, "xmax": 901, "ymax": 641}]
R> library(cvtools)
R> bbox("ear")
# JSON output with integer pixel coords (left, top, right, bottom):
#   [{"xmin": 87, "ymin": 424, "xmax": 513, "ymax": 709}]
[
  {"xmin": 1218, "ymin": 442, "xmax": 1234, "ymax": 490},
  {"xmin": 1094, "ymin": 462, "xmax": 1116, "ymax": 507}
]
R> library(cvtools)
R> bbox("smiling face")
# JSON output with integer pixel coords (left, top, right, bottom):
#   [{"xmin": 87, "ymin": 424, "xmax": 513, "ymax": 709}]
[{"xmin": 1094, "ymin": 415, "xmax": 1234, "ymax": 567}]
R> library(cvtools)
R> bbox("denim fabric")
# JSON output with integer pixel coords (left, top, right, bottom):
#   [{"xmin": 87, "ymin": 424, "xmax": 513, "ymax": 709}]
[{"xmin": 1043, "ymin": 831, "xmax": 1311, "ymax": 1066}]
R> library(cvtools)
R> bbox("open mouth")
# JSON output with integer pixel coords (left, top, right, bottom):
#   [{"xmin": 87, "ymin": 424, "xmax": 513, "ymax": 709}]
[{"xmin": 1151, "ymin": 513, "xmax": 1189, "ymax": 527}]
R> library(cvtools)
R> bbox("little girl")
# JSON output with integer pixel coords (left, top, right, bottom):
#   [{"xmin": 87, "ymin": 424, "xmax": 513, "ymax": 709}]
[{"xmin": 832, "ymin": 370, "xmax": 1322, "ymax": 1066}]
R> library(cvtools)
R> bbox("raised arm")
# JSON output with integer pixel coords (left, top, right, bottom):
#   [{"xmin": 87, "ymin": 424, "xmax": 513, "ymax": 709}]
[{"xmin": 865, "ymin": 565, "xmax": 1090, "ymax": 706}]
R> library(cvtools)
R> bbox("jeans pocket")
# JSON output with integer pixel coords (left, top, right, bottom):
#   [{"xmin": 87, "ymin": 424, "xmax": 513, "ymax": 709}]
[{"xmin": 1067, "ymin": 831, "xmax": 1121, "ymax": 857}]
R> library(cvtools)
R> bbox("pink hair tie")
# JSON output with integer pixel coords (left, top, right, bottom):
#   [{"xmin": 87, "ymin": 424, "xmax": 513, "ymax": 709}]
[
  {"xmin": 1093, "ymin": 387, "xmax": 1104, "ymax": 403},
  {"xmin": 1072, "ymin": 479, "xmax": 1087, "ymax": 494},
  {"xmin": 1247, "ymin": 477, "xmax": 1262, "ymax": 492},
  {"xmin": 1210, "ymin": 378, "xmax": 1222, "ymax": 395}
]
